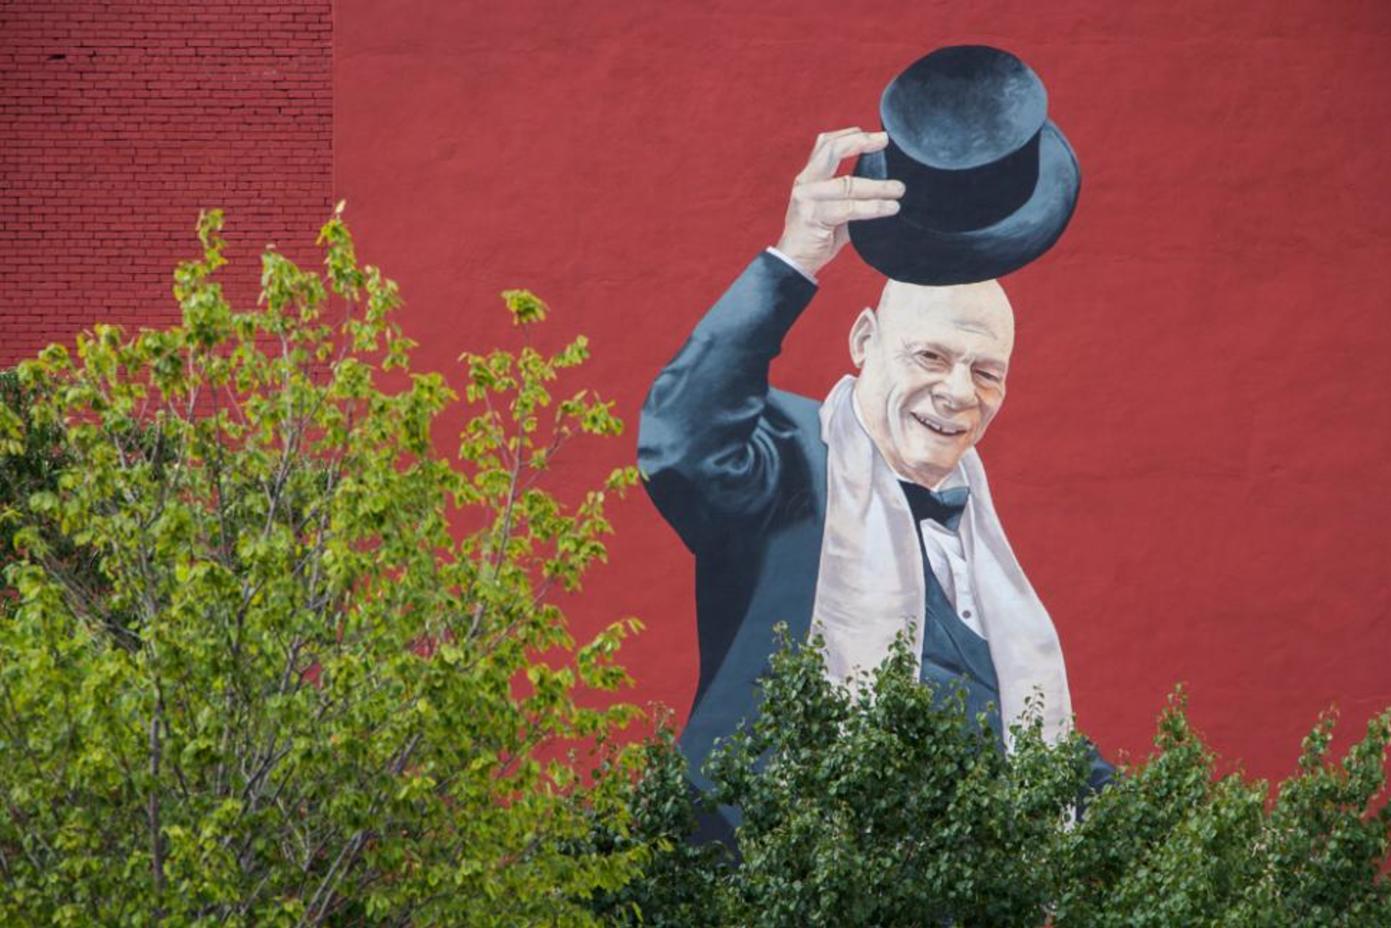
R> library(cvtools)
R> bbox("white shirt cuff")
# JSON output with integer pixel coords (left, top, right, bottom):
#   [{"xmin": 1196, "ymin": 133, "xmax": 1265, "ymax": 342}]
[{"xmin": 764, "ymin": 246, "xmax": 818, "ymax": 285}]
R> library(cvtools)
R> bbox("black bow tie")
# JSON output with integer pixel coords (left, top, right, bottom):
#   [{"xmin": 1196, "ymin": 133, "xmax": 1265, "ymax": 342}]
[{"xmin": 898, "ymin": 481, "xmax": 971, "ymax": 532}]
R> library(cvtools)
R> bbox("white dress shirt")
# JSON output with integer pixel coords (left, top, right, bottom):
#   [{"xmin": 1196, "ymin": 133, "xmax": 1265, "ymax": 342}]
[{"xmin": 915, "ymin": 470, "xmax": 987, "ymax": 639}]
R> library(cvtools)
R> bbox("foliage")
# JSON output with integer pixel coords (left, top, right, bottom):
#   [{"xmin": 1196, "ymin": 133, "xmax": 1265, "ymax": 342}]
[
  {"xmin": 613, "ymin": 631, "xmax": 1391, "ymax": 928},
  {"xmin": 1050, "ymin": 696, "xmax": 1391, "ymax": 928},
  {"xmin": 0, "ymin": 369, "xmax": 81, "ymax": 584},
  {"xmin": 0, "ymin": 207, "xmax": 645, "ymax": 926},
  {"xmin": 579, "ymin": 727, "xmax": 729, "ymax": 928},
  {"xmin": 610, "ymin": 630, "xmax": 1097, "ymax": 928}
]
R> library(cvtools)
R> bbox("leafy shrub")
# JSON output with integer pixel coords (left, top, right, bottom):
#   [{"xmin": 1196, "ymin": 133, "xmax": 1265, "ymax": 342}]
[
  {"xmin": 614, "ymin": 632, "xmax": 1391, "ymax": 928},
  {"xmin": 1052, "ymin": 698, "xmax": 1391, "ymax": 928}
]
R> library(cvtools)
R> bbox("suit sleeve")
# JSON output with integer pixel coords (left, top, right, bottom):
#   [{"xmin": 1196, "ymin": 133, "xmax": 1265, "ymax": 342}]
[{"xmin": 637, "ymin": 251, "xmax": 818, "ymax": 554}]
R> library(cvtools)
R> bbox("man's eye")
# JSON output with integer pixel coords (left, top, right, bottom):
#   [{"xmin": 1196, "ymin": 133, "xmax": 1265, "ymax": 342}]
[
  {"xmin": 974, "ymin": 369, "xmax": 1000, "ymax": 383},
  {"xmin": 917, "ymin": 351, "xmax": 942, "ymax": 363}
]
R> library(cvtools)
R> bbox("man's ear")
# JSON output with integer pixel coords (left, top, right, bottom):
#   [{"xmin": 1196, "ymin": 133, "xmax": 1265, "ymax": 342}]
[{"xmin": 848, "ymin": 308, "xmax": 876, "ymax": 369}]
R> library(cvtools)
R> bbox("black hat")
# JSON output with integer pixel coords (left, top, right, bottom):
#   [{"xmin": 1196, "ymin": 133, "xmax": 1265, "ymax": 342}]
[{"xmin": 849, "ymin": 45, "xmax": 1080, "ymax": 285}]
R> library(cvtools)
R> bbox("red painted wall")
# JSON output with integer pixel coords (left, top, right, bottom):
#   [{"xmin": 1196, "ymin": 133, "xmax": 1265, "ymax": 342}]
[
  {"xmin": 0, "ymin": 0, "xmax": 332, "ymax": 368},
  {"xmin": 335, "ymin": 0, "xmax": 1391, "ymax": 781}
]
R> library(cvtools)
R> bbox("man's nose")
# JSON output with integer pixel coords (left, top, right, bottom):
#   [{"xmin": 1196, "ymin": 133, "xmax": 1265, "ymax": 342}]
[{"xmin": 934, "ymin": 363, "xmax": 976, "ymax": 410}]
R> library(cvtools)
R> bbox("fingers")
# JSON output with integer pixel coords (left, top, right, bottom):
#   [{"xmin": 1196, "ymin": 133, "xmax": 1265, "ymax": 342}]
[
  {"xmin": 775, "ymin": 128, "xmax": 901, "ymax": 274},
  {"xmin": 796, "ymin": 176, "xmax": 905, "ymax": 201},
  {"xmin": 797, "ymin": 128, "xmax": 890, "ymax": 183},
  {"xmin": 812, "ymin": 198, "xmax": 901, "ymax": 224}
]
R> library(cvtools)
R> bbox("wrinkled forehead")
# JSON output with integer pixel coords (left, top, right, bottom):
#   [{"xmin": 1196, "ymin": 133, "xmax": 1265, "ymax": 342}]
[{"xmin": 876, "ymin": 278, "xmax": 1016, "ymax": 355}]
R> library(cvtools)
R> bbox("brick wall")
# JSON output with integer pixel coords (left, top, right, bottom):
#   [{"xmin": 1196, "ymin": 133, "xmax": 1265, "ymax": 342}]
[{"xmin": 0, "ymin": 1, "xmax": 333, "ymax": 368}]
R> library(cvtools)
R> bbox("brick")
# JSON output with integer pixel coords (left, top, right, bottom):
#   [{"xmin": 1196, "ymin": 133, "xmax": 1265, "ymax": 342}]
[{"xmin": 0, "ymin": 0, "xmax": 332, "ymax": 368}]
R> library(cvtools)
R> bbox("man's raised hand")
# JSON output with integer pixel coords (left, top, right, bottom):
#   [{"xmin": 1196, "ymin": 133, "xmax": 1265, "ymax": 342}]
[{"xmin": 774, "ymin": 128, "xmax": 904, "ymax": 279}]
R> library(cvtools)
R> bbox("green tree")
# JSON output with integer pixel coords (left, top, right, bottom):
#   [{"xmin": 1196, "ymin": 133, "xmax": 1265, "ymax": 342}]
[
  {"xmin": 609, "ymin": 630, "xmax": 1098, "ymax": 928},
  {"xmin": 614, "ymin": 633, "xmax": 1391, "ymax": 928},
  {"xmin": 1050, "ymin": 697, "xmax": 1391, "ymax": 928},
  {"xmin": 0, "ymin": 207, "xmax": 645, "ymax": 926}
]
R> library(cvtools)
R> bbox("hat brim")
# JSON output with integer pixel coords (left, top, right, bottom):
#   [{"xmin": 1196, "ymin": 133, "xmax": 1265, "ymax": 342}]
[{"xmin": 848, "ymin": 120, "xmax": 1079, "ymax": 285}]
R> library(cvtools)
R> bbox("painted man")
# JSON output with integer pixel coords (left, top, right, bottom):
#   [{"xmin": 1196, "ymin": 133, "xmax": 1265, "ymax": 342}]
[{"xmin": 637, "ymin": 47, "xmax": 1112, "ymax": 841}]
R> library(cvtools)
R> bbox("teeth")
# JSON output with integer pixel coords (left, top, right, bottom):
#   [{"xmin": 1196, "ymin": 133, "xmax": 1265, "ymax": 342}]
[{"xmin": 915, "ymin": 413, "xmax": 962, "ymax": 435}]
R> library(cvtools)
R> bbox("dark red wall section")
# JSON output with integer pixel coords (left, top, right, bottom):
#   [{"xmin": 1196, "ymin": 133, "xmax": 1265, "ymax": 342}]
[
  {"xmin": 0, "ymin": 0, "xmax": 332, "ymax": 367},
  {"xmin": 335, "ymin": 0, "xmax": 1391, "ymax": 781}
]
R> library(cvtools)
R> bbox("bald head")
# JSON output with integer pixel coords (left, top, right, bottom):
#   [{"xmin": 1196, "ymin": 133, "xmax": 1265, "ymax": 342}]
[
  {"xmin": 874, "ymin": 278, "xmax": 1015, "ymax": 356},
  {"xmin": 848, "ymin": 278, "xmax": 1015, "ymax": 488}
]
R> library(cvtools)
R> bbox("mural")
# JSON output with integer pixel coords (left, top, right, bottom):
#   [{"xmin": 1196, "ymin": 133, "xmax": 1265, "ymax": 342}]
[
  {"xmin": 335, "ymin": 0, "xmax": 1391, "ymax": 806},
  {"xmin": 636, "ymin": 46, "xmax": 1111, "ymax": 837}
]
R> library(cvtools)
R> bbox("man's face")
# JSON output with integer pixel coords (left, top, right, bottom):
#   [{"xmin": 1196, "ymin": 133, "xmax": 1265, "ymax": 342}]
[{"xmin": 849, "ymin": 278, "xmax": 1014, "ymax": 488}]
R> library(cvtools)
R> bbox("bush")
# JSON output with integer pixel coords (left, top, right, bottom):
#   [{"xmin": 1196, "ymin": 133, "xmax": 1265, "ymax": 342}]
[
  {"xmin": 0, "ymin": 208, "xmax": 646, "ymax": 926},
  {"xmin": 1052, "ymin": 699, "xmax": 1391, "ymax": 928},
  {"xmin": 614, "ymin": 631, "xmax": 1391, "ymax": 928}
]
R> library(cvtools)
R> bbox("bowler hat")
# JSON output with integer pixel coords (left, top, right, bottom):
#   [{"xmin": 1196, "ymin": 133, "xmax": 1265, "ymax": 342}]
[{"xmin": 849, "ymin": 45, "xmax": 1080, "ymax": 285}]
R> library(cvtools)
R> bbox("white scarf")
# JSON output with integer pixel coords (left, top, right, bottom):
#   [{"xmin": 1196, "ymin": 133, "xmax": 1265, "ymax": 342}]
[{"xmin": 810, "ymin": 375, "xmax": 1073, "ymax": 746}]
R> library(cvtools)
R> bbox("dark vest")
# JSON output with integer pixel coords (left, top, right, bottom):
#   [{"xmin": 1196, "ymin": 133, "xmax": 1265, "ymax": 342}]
[{"xmin": 899, "ymin": 482, "xmax": 1004, "ymax": 747}]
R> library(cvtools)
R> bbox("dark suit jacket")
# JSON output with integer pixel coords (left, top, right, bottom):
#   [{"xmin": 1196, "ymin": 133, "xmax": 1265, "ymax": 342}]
[
  {"xmin": 637, "ymin": 252, "xmax": 1112, "ymax": 835},
  {"xmin": 638, "ymin": 251, "xmax": 825, "ymax": 804}
]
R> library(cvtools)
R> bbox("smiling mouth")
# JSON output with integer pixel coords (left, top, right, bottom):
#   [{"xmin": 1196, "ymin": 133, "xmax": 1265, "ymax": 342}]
[{"xmin": 911, "ymin": 412, "xmax": 967, "ymax": 437}]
